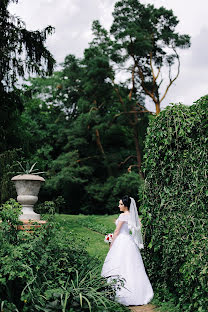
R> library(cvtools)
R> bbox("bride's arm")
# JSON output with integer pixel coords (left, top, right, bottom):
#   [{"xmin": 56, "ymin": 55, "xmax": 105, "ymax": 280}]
[{"xmin": 110, "ymin": 221, "xmax": 124, "ymax": 248}]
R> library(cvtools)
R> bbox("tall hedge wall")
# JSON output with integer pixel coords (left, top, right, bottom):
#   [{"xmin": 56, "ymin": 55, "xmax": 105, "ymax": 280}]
[{"xmin": 141, "ymin": 96, "xmax": 208, "ymax": 312}]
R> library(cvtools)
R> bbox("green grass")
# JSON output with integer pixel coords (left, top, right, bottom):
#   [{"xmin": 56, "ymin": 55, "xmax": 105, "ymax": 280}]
[{"xmin": 54, "ymin": 214, "xmax": 116, "ymax": 261}]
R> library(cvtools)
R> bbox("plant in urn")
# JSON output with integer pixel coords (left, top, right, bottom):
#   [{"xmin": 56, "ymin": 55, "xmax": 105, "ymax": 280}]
[{"xmin": 11, "ymin": 162, "xmax": 45, "ymax": 221}]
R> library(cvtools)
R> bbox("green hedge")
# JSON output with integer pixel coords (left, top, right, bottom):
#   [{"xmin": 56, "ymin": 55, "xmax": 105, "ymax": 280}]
[{"xmin": 141, "ymin": 96, "xmax": 208, "ymax": 312}]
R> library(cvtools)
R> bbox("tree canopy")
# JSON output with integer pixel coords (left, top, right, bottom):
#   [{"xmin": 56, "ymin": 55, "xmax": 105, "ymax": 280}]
[
  {"xmin": 99, "ymin": 0, "xmax": 191, "ymax": 114},
  {"xmin": 0, "ymin": 0, "xmax": 55, "ymax": 152},
  {"xmin": 0, "ymin": 0, "xmax": 193, "ymax": 214}
]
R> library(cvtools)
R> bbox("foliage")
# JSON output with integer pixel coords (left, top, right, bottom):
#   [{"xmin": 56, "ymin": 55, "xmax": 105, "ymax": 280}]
[
  {"xmin": 0, "ymin": 149, "xmax": 21, "ymax": 204},
  {"xmin": 17, "ymin": 0, "xmax": 190, "ymax": 212},
  {"xmin": 0, "ymin": 300, "xmax": 19, "ymax": 312},
  {"xmin": 0, "ymin": 198, "xmax": 22, "ymax": 243},
  {"xmin": 110, "ymin": 0, "xmax": 191, "ymax": 114},
  {"xmin": 0, "ymin": 1, "xmax": 55, "ymax": 86},
  {"xmin": 83, "ymin": 172, "xmax": 143, "ymax": 214},
  {"xmin": 141, "ymin": 97, "xmax": 208, "ymax": 312},
  {"xmin": 0, "ymin": 199, "xmax": 128, "ymax": 312},
  {"xmin": 19, "ymin": 53, "xmax": 147, "ymax": 213},
  {"xmin": 151, "ymin": 291, "xmax": 181, "ymax": 312},
  {"xmin": 54, "ymin": 196, "xmax": 66, "ymax": 214},
  {"xmin": 35, "ymin": 200, "xmax": 56, "ymax": 215},
  {"xmin": 1, "ymin": 0, "xmax": 191, "ymax": 214},
  {"xmin": 33, "ymin": 268, "xmax": 127, "ymax": 312},
  {"xmin": 20, "ymin": 73, "xmax": 69, "ymax": 167},
  {"xmin": 88, "ymin": 21, "xmax": 150, "ymax": 176},
  {"xmin": 35, "ymin": 197, "xmax": 66, "ymax": 214},
  {"xmin": 0, "ymin": 0, "xmax": 55, "ymax": 154},
  {"xmin": 16, "ymin": 161, "xmax": 45, "ymax": 175}
]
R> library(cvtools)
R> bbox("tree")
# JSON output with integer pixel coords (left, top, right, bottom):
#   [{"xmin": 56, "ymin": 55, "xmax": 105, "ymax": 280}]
[
  {"xmin": 109, "ymin": 0, "xmax": 190, "ymax": 115},
  {"xmin": 20, "ymin": 73, "xmax": 68, "ymax": 164},
  {"xmin": 86, "ymin": 0, "xmax": 191, "ymax": 174},
  {"xmin": 19, "ymin": 49, "xmax": 148, "ymax": 213},
  {"xmin": 0, "ymin": 0, "xmax": 55, "ymax": 152},
  {"xmin": 61, "ymin": 51, "xmax": 144, "ymax": 212},
  {"xmin": 88, "ymin": 20, "xmax": 150, "ymax": 177}
]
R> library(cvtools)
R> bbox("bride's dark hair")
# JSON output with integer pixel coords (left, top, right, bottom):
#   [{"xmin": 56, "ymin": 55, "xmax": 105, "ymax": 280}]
[{"xmin": 121, "ymin": 195, "xmax": 131, "ymax": 209}]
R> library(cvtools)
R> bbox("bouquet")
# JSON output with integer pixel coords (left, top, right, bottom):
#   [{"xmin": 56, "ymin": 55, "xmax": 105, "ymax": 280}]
[{"xmin": 104, "ymin": 233, "xmax": 113, "ymax": 243}]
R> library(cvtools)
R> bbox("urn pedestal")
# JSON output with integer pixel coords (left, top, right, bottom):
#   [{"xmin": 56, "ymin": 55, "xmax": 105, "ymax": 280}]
[
  {"xmin": 11, "ymin": 174, "xmax": 45, "ymax": 221},
  {"xmin": 17, "ymin": 219, "xmax": 47, "ymax": 232}
]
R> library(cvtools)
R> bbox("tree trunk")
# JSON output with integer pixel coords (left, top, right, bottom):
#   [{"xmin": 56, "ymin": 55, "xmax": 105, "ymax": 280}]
[{"xmin": 155, "ymin": 102, "xmax": 160, "ymax": 115}]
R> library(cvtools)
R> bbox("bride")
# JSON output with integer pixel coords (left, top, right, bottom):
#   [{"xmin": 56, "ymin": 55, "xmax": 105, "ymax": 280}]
[{"xmin": 101, "ymin": 195, "xmax": 154, "ymax": 306}]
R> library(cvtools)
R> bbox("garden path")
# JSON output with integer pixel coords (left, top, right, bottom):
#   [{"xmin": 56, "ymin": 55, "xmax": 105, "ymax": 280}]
[{"xmin": 129, "ymin": 304, "xmax": 158, "ymax": 312}]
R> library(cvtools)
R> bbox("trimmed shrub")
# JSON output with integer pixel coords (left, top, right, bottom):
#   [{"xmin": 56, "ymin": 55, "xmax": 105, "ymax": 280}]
[{"xmin": 141, "ymin": 97, "xmax": 208, "ymax": 311}]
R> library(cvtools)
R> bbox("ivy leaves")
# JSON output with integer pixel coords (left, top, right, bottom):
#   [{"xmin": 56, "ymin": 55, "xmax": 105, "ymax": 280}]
[{"xmin": 142, "ymin": 97, "xmax": 208, "ymax": 311}]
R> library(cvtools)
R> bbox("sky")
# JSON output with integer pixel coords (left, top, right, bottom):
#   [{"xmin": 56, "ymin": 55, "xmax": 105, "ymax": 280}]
[{"xmin": 9, "ymin": 0, "xmax": 208, "ymax": 112}]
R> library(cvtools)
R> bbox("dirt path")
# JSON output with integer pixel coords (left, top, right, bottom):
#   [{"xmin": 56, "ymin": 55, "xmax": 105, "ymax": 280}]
[{"xmin": 129, "ymin": 304, "xmax": 159, "ymax": 312}]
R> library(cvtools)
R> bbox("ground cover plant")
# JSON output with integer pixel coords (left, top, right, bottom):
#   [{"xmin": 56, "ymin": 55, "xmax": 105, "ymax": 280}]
[
  {"xmin": 141, "ymin": 97, "xmax": 208, "ymax": 312},
  {"xmin": 0, "ymin": 200, "xmax": 129, "ymax": 312}
]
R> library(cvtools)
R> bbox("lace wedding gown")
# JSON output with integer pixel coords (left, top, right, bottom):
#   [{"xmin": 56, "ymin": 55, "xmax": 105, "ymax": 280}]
[{"xmin": 101, "ymin": 213, "xmax": 154, "ymax": 306}]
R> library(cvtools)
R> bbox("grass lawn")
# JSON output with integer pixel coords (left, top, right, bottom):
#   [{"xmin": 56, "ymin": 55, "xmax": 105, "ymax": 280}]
[{"xmin": 54, "ymin": 214, "xmax": 117, "ymax": 261}]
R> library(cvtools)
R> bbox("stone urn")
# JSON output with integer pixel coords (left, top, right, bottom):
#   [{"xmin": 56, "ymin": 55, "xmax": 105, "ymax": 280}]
[{"xmin": 11, "ymin": 174, "xmax": 45, "ymax": 221}]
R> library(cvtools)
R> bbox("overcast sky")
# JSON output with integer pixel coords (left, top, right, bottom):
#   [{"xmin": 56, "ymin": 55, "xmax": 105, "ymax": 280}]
[{"xmin": 9, "ymin": 0, "xmax": 208, "ymax": 112}]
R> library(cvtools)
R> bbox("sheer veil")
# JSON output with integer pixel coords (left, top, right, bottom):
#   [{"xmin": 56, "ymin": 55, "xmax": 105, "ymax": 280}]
[{"xmin": 128, "ymin": 197, "xmax": 144, "ymax": 249}]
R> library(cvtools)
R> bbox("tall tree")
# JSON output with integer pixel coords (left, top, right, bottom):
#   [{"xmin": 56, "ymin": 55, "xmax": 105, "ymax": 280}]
[
  {"xmin": 89, "ymin": 20, "xmax": 150, "ymax": 177},
  {"xmin": 59, "ymin": 46, "xmax": 149, "ymax": 210},
  {"xmin": 87, "ymin": 0, "xmax": 191, "ymax": 173},
  {"xmin": 20, "ymin": 73, "xmax": 68, "ymax": 164},
  {"xmin": 110, "ymin": 0, "xmax": 191, "ymax": 115},
  {"xmin": 0, "ymin": 0, "xmax": 55, "ymax": 152},
  {"xmin": 21, "ymin": 51, "xmax": 147, "ymax": 213}
]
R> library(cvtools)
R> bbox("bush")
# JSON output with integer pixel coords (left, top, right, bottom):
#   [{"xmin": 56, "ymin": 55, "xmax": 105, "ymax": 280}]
[
  {"xmin": 34, "ymin": 200, "xmax": 56, "ymax": 215},
  {"xmin": 0, "ymin": 149, "xmax": 21, "ymax": 204},
  {"xmin": 141, "ymin": 97, "xmax": 208, "ymax": 311},
  {"xmin": 54, "ymin": 196, "xmax": 66, "ymax": 213},
  {"xmin": 35, "ymin": 196, "xmax": 66, "ymax": 215},
  {"xmin": 83, "ymin": 172, "xmax": 143, "ymax": 214},
  {"xmin": 0, "ymin": 199, "xmax": 128, "ymax": 312}
]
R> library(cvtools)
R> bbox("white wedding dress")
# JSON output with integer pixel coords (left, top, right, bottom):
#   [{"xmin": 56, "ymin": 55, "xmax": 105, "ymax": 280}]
[{"xmin": 101, "ymin": 213, "xmax": 154, "ymax": 306}]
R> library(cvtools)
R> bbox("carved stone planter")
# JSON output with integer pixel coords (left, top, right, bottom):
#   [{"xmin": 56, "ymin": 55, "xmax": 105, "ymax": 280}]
[{"xmin": 11, "ymin": 174, "xmax": 45, "ymax": 221}]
